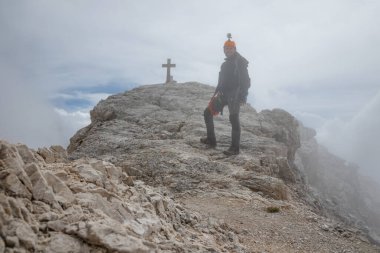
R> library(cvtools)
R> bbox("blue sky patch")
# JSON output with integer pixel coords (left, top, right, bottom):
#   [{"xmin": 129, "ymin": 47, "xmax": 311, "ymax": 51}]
[{"xmin": 52, "ymin": 81, "xmax": 139, "ymax": 112}]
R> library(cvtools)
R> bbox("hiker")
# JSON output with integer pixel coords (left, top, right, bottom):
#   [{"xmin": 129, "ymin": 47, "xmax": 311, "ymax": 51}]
[{"xmin": 201, "ymin": 34, "xmax": 251, "ymax": 155}]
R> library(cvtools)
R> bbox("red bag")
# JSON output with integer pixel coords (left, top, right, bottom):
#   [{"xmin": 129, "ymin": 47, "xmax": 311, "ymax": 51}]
[{"xmin": 208, "ymin": 93, "xmax": 223, "ymax": 116}]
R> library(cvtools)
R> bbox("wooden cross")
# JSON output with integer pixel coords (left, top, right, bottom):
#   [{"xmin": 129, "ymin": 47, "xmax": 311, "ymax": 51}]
[{"xmin": 162, "ymin": 58, "xmax": 176, "ymax": 83}]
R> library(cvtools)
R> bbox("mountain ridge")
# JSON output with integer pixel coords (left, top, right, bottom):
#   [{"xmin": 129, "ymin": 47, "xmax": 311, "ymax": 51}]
[
  {"xmin": 1, "ymin": 81, "xmax": 379, "ymax": 252},
  {"xmin": 68, "ymin": 82, "xmax": 380, "ymax": 251}
]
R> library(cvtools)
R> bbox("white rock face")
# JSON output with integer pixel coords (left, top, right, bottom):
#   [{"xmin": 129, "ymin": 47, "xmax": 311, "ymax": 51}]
[
  {"xmin": 0, "ymin": 140, "xmax": 246, "ymax": 252},
  {"xmin": 68, "ymin": 82, "xmax": 301, "ymax": 192}
]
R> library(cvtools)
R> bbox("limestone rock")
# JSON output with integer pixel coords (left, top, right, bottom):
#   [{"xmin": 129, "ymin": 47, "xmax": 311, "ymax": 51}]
[
  {"xmin": 44, "ymin": 172, "xmax": 75, "ymax": 207},
  {"xmin": 65, "ymin": 82, "xmax": 380, "ymax": 249},
  {"xmin": 15, "ymin": 144, "xmax": 41, "ymax": 165},
  {"xmin": 1, "ymin": 139, "xmax": 248, "ymax": 252},
  {"xmin": 2, "ymin": 82, "xmax": 380, "ymax": 252},
  {"xmin": 68, "ymin": 219, "xmax": 152, "ymax": 253},
  {"xmin": 0, "ymin": 141, "xmax": 33, "ymax": 193},
  {"xmin": 277, "ymin": 156, "xmax": 298, "ymax": 183},
  {"xmin": 4, "ymin": 220, "xmax": 37, "ymax": 251},
  {"xmin": 90, "ymin": 106, "xmax": 117, "ymax": 122},
  {"xmin": 67, "ymin": 83, "xmax": 300, "ymax": 178},
  {"xmin": 0, "ymin": 237, "xmax": 4, "ymax": 253},
  {"xmin": 45, "ymin": 233, "xmax": 90, "ymax": 253},
  {"xmin": 259, "ymin": 108, "xmax": 301, "ymax": 162},
  {"xmin": 15, "ymin": 221, "xmax": 37, "ymax": 250},
  {"xmin": 0, "ymin": 195, "xmax": 33, "ymax": 224},
  {"xmin": 2, "ymin": 173, "xmax": 32, "ymax": 199},
  {"xmin": 24, "ymin": 163, "xmax": 61, "ymax": 209},
  {"xmin": 236, "ymin": 173, "xmax": 289, "ymax": 200},
  {"xmin": 37, "ymin": 145, "xmax": 67, "ymax": 163}
]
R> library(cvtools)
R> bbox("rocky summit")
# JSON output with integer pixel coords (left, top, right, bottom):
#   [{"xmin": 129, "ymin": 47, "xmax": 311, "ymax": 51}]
[{"xmin": 1, "ymin": 82, "xmax": 380, "ymax": 252}]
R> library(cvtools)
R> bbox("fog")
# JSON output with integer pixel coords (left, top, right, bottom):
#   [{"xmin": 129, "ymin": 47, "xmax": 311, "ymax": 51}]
[
  {"xmin": 317, "ymin": 90, "xmax": 380, "ymax": 180},
  {"xmin": 0, "ymin": 0, "xmax": 379, "ymax": 183}
]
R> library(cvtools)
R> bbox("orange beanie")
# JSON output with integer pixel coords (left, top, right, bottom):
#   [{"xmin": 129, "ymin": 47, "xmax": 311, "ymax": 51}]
[
  {"xmin": 224, "ymin": 33, "xmax": 236, "ymax": 48},
  {"xmin": 224, "ymin": 39, "xmax": 236, "ymax": 48}
]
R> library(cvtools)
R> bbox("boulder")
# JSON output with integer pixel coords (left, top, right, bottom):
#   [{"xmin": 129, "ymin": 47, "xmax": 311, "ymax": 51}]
[
  {"xmin": 45, "ymin": 233, "xmax": 90, "ymax": 253},
  {"xmin": 235, "ymin": 173, "xmax": 289, "ymax": 200},
  {"xmin": 37, "ymin": 145, "xmax": 67, "ymax": 163}
]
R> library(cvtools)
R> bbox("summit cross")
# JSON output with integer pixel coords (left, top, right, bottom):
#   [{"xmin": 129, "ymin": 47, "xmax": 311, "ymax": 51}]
[{"xmin": 162, "ymin": 58, "xmax": 176, "ymax": 83}]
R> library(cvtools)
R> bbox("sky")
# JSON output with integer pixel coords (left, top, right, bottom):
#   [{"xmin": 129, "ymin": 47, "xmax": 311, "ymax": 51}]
[{"xmin": 0, "ymin": 0, "xmax": 379, "ymax": 181}]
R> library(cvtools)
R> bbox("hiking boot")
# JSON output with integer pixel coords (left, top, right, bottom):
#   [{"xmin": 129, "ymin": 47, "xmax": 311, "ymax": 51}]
[
  {"xmin": 223, "ymin": 147, "xmax": 239, "ymax": 156},
  {"xmin": 200, "ymin": 137, "xmax": 216, "ymax": 148}
]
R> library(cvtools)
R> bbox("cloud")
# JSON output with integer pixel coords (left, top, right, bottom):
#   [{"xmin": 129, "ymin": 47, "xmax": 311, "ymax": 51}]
[
  {"xmin": 0, "ymin": 0, "xmax": 379, "ymax": 184},
  {"xmin": 53, "ymin": 108, "xmax": 91, "ymax": 147},
  {"xmin": 52, "ymin": 92, "xmax": 111, "ymax": 111},
  {"xmin": 293, "ymin": 111, "xmax": 327, "ymax": 130},
  {"xmin": 2, "ymin": 0, "xmax": 379, "ymax": 92},
  {"xmin": 0, "ymin": 66, "xmax": 67, "ymax": 148},
  {"xmin": 317, "ymin": 90, "xmax": 380, "ymax": 181}
]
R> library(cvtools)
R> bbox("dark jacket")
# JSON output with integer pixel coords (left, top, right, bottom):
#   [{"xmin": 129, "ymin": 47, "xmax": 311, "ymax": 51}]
[{"xmin": 215, "ymin": 52, "xmax": 251, "ymax": 102}]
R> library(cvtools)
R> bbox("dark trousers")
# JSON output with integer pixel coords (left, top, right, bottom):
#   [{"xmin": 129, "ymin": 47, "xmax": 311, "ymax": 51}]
[{"xmin": 204, "ymin": 95, "xmax": 241, "ymax": 150}]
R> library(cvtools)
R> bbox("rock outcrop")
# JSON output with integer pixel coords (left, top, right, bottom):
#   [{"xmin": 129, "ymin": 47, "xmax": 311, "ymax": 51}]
[
  {"xmin": 0, "ymin": 140, "xmax": 246, "ymax": 252},
  {"xmin": 2, "ymin": 82, "xmax": 380, "ymax": 252},
  {"xmin": 68, "ymin": 82, "xmax": 301, "ymax": 193},
  {"xmin": 66, "ymin": 82, "xmax": 380, "ymax": 251}
]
